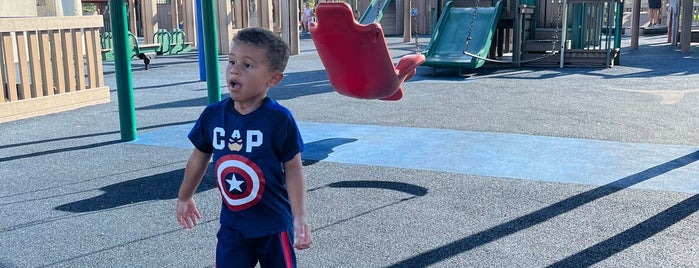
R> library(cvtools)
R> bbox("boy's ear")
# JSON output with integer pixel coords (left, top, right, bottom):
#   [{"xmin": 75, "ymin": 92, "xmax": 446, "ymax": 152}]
[{"xmin": 267, "ymin": 72, "xmax": 284, "ymax": 87}]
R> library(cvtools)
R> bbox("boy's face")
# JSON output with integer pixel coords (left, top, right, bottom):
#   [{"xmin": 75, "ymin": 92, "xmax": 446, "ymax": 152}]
[{"xmin": 226, "ymin": 41, "xmax": 282, "ymax": 103}]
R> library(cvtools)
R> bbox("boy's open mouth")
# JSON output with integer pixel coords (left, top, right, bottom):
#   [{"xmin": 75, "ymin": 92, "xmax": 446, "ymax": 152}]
[{"xmin": 228, "ymin": 79, "xmax": 241, "ymax": 90}]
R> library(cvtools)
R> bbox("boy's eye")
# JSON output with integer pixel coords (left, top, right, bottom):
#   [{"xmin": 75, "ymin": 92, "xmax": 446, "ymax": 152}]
[{"xmin": 229, "ymin": 60, "xmax": 252, "ymax": 69}]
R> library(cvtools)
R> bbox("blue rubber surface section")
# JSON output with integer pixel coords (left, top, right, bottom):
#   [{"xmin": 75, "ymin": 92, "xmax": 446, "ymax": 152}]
[{"xmin": 131, "ymin": 122, "xmax": 699, "ymax": 194}]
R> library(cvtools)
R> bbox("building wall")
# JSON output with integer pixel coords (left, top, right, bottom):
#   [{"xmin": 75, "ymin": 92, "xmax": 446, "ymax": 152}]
[
  {"xmin": 0, "ymin": 1, "xmax": 38, "ymax": 17},
  {"xmin": 62, "ymin": 0, "xmax": 83, "ymax": 16},
  {"xmin": 0, "ymin": 0, "xmax": 81, "ymax": 17}
]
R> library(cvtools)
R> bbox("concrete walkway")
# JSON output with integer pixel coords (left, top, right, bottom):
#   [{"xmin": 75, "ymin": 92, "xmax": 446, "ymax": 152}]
[{"xmin": 1, "ymin": 34, "xmax": 698, "ymax": 267}]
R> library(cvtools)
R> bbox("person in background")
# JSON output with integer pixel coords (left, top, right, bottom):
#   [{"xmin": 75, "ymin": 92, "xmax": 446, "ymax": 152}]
[
  {"xmin": 301, "ymin": 3, "xmax": 313, "ymax": 32},
  {"xmin": 648, "ymin": 0, "xmax": 662, "ymax": 26}
]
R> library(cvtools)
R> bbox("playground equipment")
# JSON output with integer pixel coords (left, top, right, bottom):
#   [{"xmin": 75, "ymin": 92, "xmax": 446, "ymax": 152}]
[
  {"xmin": 421, "ymin": 0, "xmax": 623, "ymax": 70},
  {"xmin": 101, "ymin": 32, "xmax": 160, "ymax": 70},
  {"xmin": 422, "ymin": 0, "xmax": 504, "ymax": 69},
  {"xmin": 310, "ymin": 2, "xmax": 425, "ymax": 101},
  {"xmin": 100, "ymin": 32, "xmax": 115, "ymax": 61},
  {"xmin": 540, "ymin": 0, "xmax": 623, "ymax": 67},
  {"xmin": 666, "ymin": 0, "xmax": 699, "ymax": 48},
  {"xmin": 153, "ymin": 29, "xmax": 194, "ymax": 55},
  {"xmin": 358, "ymin": 0, "xmax": 394, "ymax": 25}
]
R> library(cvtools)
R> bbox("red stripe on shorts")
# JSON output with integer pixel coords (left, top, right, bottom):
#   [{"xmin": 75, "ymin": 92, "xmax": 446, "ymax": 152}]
[{"xmin": 280, "ymin": 231, "xmax": 294, "ymax": 268}]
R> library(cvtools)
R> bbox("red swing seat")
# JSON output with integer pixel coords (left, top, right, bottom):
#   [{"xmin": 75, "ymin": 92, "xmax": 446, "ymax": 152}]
[{"xmin": 309, "ymin": 2, "xmax": 425, "ymax": 101}]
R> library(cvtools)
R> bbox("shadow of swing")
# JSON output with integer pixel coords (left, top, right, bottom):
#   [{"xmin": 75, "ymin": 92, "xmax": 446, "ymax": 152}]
[
  {"xmin": 325, "ymin": 180, "xmax": 428, "ymax": 197},
  {"xmin": 309, "ymin": 180, "xmax": 429, "ymax": 233}
]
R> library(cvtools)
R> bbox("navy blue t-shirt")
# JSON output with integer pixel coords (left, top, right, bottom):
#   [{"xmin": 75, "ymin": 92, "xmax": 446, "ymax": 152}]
[{"xmin": 188, "ymin": 97, "xmax": 304, "ymax": 238}]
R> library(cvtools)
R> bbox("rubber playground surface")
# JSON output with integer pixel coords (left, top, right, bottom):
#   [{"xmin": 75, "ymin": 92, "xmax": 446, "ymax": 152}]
[{"xmin": 1, "ymin": 34, "xmax": 698, "ymax": 267}]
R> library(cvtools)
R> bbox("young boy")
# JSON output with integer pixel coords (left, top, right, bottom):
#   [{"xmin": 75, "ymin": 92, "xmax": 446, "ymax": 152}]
[{"xmin": 176, "ymin": 27, "xmax": 312, "ymax": 267}]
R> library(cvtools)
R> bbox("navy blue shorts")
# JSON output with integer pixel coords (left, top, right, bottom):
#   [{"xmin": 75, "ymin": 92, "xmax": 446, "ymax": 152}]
[
  {"xmin": 216, "ymin": 226, "xmax": 296, "ymax": 268},
  {"xmin": 648, "ymin": 0, "xmax": 661, "ymax": 9}
]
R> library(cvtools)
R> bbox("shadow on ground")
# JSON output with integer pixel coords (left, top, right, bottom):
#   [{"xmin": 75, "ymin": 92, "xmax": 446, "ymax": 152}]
[{"xmin": 387, "ymin": 150, "xmax": 699, "ymax": 267}]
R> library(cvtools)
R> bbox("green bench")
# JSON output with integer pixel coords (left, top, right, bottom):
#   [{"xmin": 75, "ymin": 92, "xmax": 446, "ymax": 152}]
[
  {"xmin": 153, "ymin": 29, "xmax": 193, "ymax": 56},
  {"xmin": 101, "ymin": 32, "xmax": 160, "ymax": 70}
]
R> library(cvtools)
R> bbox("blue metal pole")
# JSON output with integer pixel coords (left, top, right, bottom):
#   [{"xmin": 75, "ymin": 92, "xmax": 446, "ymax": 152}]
[
  {"xmin": 195, "ymin": 0, "xmax": 206, "ymax": 81},
  {"xmin": 110, "ymin": 0, "xmax": 137, "ymax": 141},
  {"xmin": 201, "ymin": 0, "xmax": 220, "ymax": 103}
]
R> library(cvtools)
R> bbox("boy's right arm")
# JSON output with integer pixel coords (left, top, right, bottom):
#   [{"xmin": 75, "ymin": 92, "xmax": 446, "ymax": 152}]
[{"xmin": 176, "ymin": 148, "xmax": 212, "ymax": 229}]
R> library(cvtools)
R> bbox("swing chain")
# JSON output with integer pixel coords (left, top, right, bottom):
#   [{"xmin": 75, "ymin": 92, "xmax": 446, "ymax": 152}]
[
  {"xmin": 465, "ymin": 0, "xmax": 482, "ymax": 51},
  {"xmin": 552, "ymin": 0, "xmax": 562, "ymax": 52},
  {"xmin": 460, "ymin": 0, "xmax": 565, "ymax": 64},
  {"xmin": 375, "ymin": 0, "xmax": 384, "ymax": 22},
  {"xmin": 411, "ymin": 0, "xmax": 420, "ymax": 54}
]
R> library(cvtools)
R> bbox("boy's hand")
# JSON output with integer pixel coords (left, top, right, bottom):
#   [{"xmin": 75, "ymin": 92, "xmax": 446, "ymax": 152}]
[
  {"xmin": 176, "ymin": 198, "xmax": 202, "ymax": 229},
  {"xmin": 294, "ymin": 217, "xmax": 313, "ymax": 250}
]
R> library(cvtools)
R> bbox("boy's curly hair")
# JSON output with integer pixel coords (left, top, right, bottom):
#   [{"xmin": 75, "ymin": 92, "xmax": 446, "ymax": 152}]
[{"xmin": 232, "ymin": 27, "xmax": 290, "ymax": 73}]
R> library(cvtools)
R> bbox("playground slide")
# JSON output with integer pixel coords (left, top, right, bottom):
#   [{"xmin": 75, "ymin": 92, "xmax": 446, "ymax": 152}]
[
  {"xmin": 358, "ymin": 0, "xmax": 393, "ymax": 25},
  {"xmin": 422, "ymin": 0, "xmax": 503, "ymax": 69}
]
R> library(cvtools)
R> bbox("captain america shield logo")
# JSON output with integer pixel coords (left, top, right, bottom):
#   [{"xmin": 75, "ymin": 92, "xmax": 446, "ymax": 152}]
[{"xmin": 215, "ymin": 154, "xmax": 265, "ymax": 211}]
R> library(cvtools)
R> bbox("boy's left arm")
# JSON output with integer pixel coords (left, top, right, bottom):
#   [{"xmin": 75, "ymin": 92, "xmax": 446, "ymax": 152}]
[{"xmin": 284, "ymin": 153, "xmax": 313, "ymax": 250}]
